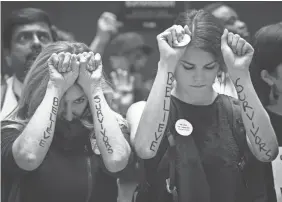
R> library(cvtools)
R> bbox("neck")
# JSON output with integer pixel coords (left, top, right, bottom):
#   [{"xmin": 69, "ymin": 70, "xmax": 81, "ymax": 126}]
[
  {"xmin": 172, "ymin": 83, "xmax": 218, "ymax": 105},
  {"xmin": 267, "ymin": 94, "xmax": 282, "ymax": 116}
]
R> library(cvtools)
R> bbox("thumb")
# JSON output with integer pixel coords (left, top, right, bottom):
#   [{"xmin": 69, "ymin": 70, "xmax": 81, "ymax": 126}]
[
  {"xmin": 221, "ymin": 28, "xmax": 229, "ymax": 49},
  {"xmin": 47, "ymin": 53, "xmax": 59, "ymax": 75},
  {"xmin": 157, "ymin": 30, "xmax": 173, "ymax": 48}
]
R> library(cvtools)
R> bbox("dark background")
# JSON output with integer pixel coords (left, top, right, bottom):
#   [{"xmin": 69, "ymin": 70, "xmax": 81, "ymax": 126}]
[{"xmin": 2, "ymin": 1, "xmax": 282, "ymax": 79}]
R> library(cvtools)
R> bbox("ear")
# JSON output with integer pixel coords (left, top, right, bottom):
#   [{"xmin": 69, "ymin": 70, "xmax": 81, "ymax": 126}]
[
  {"xmin": 3, "ymin": 49, "xmax": 12, "ymax": 67},
  {"xmin": 261, "ymin": 70, "xmax": 274, "ymax": 86}
]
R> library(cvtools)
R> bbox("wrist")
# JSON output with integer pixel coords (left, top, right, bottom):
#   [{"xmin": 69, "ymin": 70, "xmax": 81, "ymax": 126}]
[
  {"xmin": 47, "ymin": 81, "xmax": 64, "ymax": 98},
  {"xmin": 86, "ymin": 86, "xmax": 103, "ymax": 98},
  {"xmin": 230, "ymin": 70, "xmax": 251, "ymax": 85},
  {"xmin": 158, "ymin": 61, "xmax": 175, "ymax": 74}
]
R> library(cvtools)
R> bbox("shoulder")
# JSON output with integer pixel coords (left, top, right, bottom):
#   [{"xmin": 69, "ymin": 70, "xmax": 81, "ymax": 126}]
[
  {"xmin": 127, "ymin": 101, "xmax": 147, "ymax": 113},
  {"xmin": 126, "ymin": 101, "xmax": 146, "ymax": 118}
]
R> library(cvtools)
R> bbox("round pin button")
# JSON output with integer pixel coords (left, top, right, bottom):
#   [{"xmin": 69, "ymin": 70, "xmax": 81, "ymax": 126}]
[
  {"xmin": 173, "ymin": 34, "xmax": 191, "ymax": 47},
  {"xmin": 175, "ymin": 119, "xmax": 193, "ymax": 136}
]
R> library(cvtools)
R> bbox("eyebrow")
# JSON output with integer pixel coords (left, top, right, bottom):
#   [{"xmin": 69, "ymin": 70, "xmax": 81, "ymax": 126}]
[
  {"xmin": 180, "ymin": 60, "xmax": 217, "ymax": 67},
  {"xmin": 75, "ymin": 95, "xmax": 86, "ymax": 100},
  {"xmin": 16, "ymin": 30, "xmax": 50, "ymax": 36}
]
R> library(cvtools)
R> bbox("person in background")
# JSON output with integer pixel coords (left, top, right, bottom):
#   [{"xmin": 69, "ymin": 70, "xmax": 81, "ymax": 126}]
[
  {"xmin": 108, "ymin": 32, "xmax": 153, "ymax": 116},
  {"xmin": 250, "ymin": 22, "xmax": 282, "ymax": 202},
  {"xmin": 89, "ymin": 12, "xmax": 123, "ymax": 57},
  {"xmin": 203, "ymin": 2, "xmax": 250, "ymax": 41},
  {"xmin": 203, "ymin": 2, "xmax": 250, "ymax": 99},
  {"xmin": 1, "ymin": 8, "xmax": 56, "ymax": 119},
  {"xmin": 1, "ymin": 41, "xmax": 133, "ymax": 202}
]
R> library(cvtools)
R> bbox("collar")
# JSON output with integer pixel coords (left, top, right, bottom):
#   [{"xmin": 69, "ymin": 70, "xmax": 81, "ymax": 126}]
[
  {"xmin": 0, "ymin": 76, "xmax": 22, "ymax": 119},
  {"xmin": 12, "ymin": 75, "xmax": 23, "ymax": 99}
]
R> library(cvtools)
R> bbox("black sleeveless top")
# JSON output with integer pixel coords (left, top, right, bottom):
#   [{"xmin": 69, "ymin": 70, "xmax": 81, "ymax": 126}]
[{"xmin": 145, "ymin": 94, "xmax": 250, "ymax": 202}]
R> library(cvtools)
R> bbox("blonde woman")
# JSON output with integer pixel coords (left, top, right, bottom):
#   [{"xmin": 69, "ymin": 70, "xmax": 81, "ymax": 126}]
[{"xmin": 1, "ymin": 41, "xmax": 133, "ymax": 202}]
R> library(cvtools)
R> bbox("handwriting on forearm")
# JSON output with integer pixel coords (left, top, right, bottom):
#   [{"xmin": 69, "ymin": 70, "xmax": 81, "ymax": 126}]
[
  {"xmin": 150, "ymin": 72, "xmax": 174, "ymax": 152},
  {"xmin": 94, "ymin": 95, "xmax": 113, "ymax": 154},
  {"xmin": 235, "ymin": 78, "xmax": 272, "ymax": 160},
  {"xmin": 39, "ymin": 97, "xmax": 59, "ymax": 147}
]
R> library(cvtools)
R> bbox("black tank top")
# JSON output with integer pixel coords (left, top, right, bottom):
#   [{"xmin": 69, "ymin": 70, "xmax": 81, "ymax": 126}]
[{"xmin": 145, "ymin": 94, "xmax": 249, "ymax": 202}]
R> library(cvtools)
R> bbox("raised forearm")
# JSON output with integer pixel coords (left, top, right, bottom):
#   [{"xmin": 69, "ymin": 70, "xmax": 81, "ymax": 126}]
[
  {"xmin": 89, "ymin": 35, "xmax": 109, "ymax": 56},
  {"xmin": 234, "ymin": 76, "xmax": 278, "ymax": 161},
  {"xmin": 13, "ymin": 84, "xmax": 61, "ymax": 170},
  {"xmin": 134, "ymin": 62, "xmax": 174, "ymax": 159},
  {"xmin": 89, "ymin": 89, "xmax": 131, "ymax": 172}
]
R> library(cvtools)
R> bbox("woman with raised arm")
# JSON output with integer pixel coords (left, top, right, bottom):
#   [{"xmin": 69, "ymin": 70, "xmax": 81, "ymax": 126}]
[
  {"xmin": 127, "ymin": 10, "xmax": 278, "ymax": 202},
  {"xmin": 1, "ymin": 41, "xmax": 132, "ymax": 202}
]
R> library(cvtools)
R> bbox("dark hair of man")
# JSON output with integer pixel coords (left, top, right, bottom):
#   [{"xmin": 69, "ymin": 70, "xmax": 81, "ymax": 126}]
[
  {"xmin": 250, "ymin": 23, "xmax": 282, "ymax": 106},
  {"xmin": 2, "ymin": 8, "xmax": 57, "ymax": 50},
  {"xmin": 203, "ymin": 2, "xmax": 226, "ymax": 14}
]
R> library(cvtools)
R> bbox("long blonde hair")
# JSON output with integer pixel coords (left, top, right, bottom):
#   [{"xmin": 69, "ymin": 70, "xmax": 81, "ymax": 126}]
[{"xmin": 2, "ymin": 41, "xmax": 128, "ymax": 133}]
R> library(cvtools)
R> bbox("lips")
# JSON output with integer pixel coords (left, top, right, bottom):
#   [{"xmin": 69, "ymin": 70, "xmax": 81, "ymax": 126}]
[
  {"xmin": 26, "ymin": 51, "xmax": 41, "ymax": 66},
  {"xmin": 190, "ymin": 85, "xmax": 206, "ymax": 88}
]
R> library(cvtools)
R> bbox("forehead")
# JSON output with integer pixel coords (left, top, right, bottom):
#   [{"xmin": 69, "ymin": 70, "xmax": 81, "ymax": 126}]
[
  {"xmin": 12, "ymin": 22, "xmax": 52, "ymax": 37},
  {"xmin": 181, "ymin": 46, "xmax": 215, "ymax": 65},
  {"xmin": 64, "ymin": 84, "xmax": 85, "ymax": 101},
  {"xmin": 212, "ymin": 5, "xmax": 238, "ymax": 20}
]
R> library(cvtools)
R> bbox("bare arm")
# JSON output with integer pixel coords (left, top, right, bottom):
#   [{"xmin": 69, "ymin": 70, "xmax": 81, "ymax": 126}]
[
  {"xmin": 235, "ymin": 77, "xmax": 278, "ymax": 161},
  {"xmin": 221, "ymin": 29, "xmax": 278, "ymax": 162},
  {"xmin": 89, "ymin": 12, "xmax": 122, "ymax": 55},
  {"xmin": 78, "ymin": 52, "xmax": 131, "ymax": 173},
  {"xmin": 132, "ymin": 64, "xmax": 174, "ymax": 159},
  {"xmin": 12, "ymin": 52, "xmax": 80, "ymax": 170},
  {"xmin": 12, "ymin": 84, "xmax": 61, "ymax": 171},
  {"xmin": 89, "ymin": 88, "xmax": 131, "ymax": 172},
  {"xmin": 89, "ymin": 35, "xmax": 109, "ymax": 56},
  {"xmin": 131, "ymin": 25, "xmax": 189, "ymax": 159}
]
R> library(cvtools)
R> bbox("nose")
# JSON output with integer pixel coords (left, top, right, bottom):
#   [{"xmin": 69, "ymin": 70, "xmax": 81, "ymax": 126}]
[
  {"xmin": 31, "ymin": 34, "xmax": 42, "ymax": 51},
  {"xmin": 63, "ymin": 103, "xmax": 73, "ymax": 121},
  {"xmin": 193, "ymin": 69, "xmax": 204, "ymax": 83}
]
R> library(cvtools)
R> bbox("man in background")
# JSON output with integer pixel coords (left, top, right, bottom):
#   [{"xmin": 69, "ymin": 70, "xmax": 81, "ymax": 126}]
[{"xmin": 1, "ymin": 8, "xmax": 56, "ymax": 119}]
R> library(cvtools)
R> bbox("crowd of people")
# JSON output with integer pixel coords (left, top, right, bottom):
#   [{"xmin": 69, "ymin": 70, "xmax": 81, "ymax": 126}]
[{"xmin": 1, "ymin": 3, "xmax": 281, "ymax": 202}]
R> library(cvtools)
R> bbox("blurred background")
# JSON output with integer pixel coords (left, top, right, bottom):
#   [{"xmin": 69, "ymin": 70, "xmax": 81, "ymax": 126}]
[{"xmin": 2, "ymin": 1, "xmax": 282, "ymax": 80}]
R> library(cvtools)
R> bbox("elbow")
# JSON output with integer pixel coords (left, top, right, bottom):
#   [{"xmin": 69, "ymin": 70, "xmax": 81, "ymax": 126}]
[
  {"xmin": 134, "ymin": 142, "xmax": 156, "ymax": 159},
  {"xmin": 105, "ymin": 147, "xmax": 131, "ymax": 173},
  {"xmin": 255, "ymin": 147, "xmax": 279, "ymax": 163},
  {"xmin": 13, "ymin": 150, "xmax": 41, "ymax": 171}
]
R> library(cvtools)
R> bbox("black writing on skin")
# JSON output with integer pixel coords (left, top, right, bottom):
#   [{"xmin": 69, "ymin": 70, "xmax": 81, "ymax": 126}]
[
  {"xmin": 94, "ymin": 95, "xmax": 113, "ymax": 154},
  {"xmin": 150, "ymin": 72, "xmax": 174, "ymax": 152},
  {"xmin": 235, "ymin": 78, "xmax": 272, "ymax": 160},
  {"xmin": 39, "ymin": 97, "xmax": 59, "ymax": 147}
]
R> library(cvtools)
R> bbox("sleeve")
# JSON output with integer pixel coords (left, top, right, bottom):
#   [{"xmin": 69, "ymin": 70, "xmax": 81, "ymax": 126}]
[{"xmin": 1, "ymin": 124, "xmax": 28, "ymax": 177}]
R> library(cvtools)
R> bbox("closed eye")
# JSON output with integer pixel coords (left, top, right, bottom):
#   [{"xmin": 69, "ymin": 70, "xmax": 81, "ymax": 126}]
[
  {"xmin": 182, "ymin": 64, "xmax": 194, "ymax": 70},
  {"xmin": 74, "ymin": 97, "xmax": 86, "ymax": 104},
  {"xmin": 205, "ymin": 65, "xmax": 216, "ymax": 70}
]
